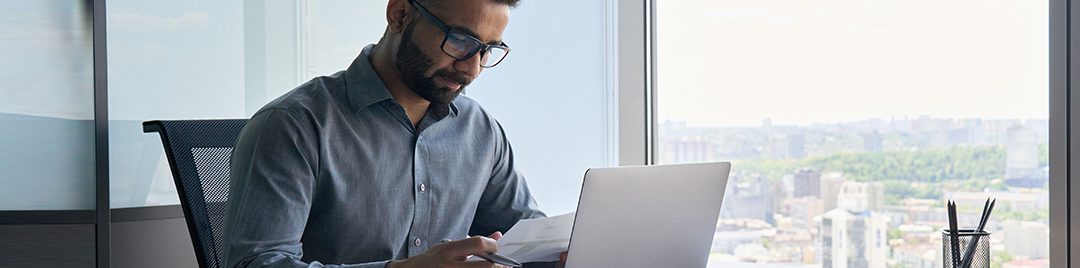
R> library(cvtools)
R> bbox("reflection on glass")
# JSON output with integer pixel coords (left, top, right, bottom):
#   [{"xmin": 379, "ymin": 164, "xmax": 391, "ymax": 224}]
[
  {"xmin": 657, "ymin": 0, "xmax": 1049, "ymax": 267},
  {"xmin": 105, "ymin": 0, "xmax": 615, "ymax": 214},
  {"xmin": 105, "ymin": 0, "xmax": 389, "ymax": 208},
  {"xmin": 0, "ymin": 0, "xmax": 95, "ymax": 210},
  {"xmin": 107, "ymin": 1, "xmax": 246, "ymax": 208}
]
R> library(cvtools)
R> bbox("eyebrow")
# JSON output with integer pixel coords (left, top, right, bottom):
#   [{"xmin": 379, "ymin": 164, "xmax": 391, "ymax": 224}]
[{"xmin": 446, "ymin": 24, "xmax": 504, "ymax": 45}]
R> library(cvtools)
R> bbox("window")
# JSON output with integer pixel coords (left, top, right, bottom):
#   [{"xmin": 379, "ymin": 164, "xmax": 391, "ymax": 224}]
[
  {"xmin": 466, "ymin": 0, "xmax": 618, "ymax": 214},
  {"xmin": 106, "ymin": 0, "xmax": 617, "ymax": 215},
  {"xmin": 302, "ymin": 0, "xmax": 619, "ymax": 215},
  {"xmin": 108, "ymin": 1, "xmax": 249, "ymax": 208},
  {"xmin": 656, "ymin": 0, "xmax": 1049, "ymax": 267},
  {"xmin": 104, "ymin": 0, "xmax": 383, "ymax": 208}
]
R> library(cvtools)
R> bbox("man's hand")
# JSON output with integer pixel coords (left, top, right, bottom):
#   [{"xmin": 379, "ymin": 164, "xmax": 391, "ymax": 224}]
[
  {"xmin": 386, "ymin": 233, "xmax": 508, "ymax": 268},
  {"xmin": 557, "ymin": 251, "xmax": 568, "ymax": 268}
]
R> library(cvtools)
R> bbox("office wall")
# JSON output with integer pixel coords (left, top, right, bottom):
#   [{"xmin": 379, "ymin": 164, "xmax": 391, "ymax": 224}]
[
  {"xmin": 0, "ymin": 0, "xmax": 95, "ymax": 211},
  {"xmin": 0, "ymin": 1, "xmax": 97, "ymax": 266},
  {"xmin": 0, "ymin": 225, "xmax": 95, "ymax": 267},
  {"xmin": 106, "ymin": 0, "xmax": 616, "ymax": 214},
  {"xmin": 110, "ymin": 206, "xmax": 197, "ymax": 268}
]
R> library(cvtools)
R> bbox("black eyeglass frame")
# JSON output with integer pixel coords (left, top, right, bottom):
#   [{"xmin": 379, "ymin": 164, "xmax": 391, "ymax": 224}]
[{"xmin": 408, "ymin": 0, "xmax": 511, "ymax": 68}]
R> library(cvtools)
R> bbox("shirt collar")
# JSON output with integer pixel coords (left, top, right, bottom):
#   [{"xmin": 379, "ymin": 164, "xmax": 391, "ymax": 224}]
[{"xmin": 345, "ymin": 44, "xmax": 458, "ymax": 118}]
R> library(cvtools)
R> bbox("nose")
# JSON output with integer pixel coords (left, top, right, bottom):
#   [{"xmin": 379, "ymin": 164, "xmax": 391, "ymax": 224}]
[{"xmin": 453, "ymin": 51, "xmax": 483, "ymax": 78}]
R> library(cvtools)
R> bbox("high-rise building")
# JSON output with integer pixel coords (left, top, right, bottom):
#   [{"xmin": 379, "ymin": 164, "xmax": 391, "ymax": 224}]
[
  {"xmin": 820, "ymin": 172, "xmax": 845, "ymax": 211},
  {"xmin": 767, "ymin": 133, "xmax": 806, "ymax": 159},
  {"xmin": 866, "ymin": 182, "xmax": 885, "ymax": 211},
  {"xmin": 720, "ymin": 174, "xmax": 775, "ymax": 224},
  {"xmin": 1003, "ymin": 220, "xmax": 1049, "ymax": 259},
  {"xmin": 946, "ymin": 127, "xmax": 972, "ymax": 145},
  {"xmin": 836, "ymin": 181, "xmax": 886, "ymax": 212},
  {"xmin": 793, "ymin": 168, "xmax": 821, "ymax": 198},
  {"xmin": 783, "ymin": 197, "xmax": 824, "ymax": 229},
  {"xmin": 862, "ymin": 131, "xmax": 884, "ymax": 152},
  {"xmin": 662, "ymin": 136, "xmax": 716, "ymax": 163},
  {"xmin": 1006, "ymin": 125, "xmax": 1040, "ymax": 179},
  {"xmin": 781, "ymin": 174, "xmax": 795, "ymax": 198},
  {"xmin": 789, "ymin": 133, "xmax": 806, "ymax": 159},
  {"xmin": 820, "ymin": 181, "xmax": 890, "ymax": 268},
  {"xmin": 818, "ymin": 209, "xmax": 889, "ymax": 268},
  {"xmin": 837, "ymin": 181, "xmax": 870, "ymax": 212}
]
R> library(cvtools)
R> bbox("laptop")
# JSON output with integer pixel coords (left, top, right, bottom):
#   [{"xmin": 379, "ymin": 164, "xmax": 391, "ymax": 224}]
[{"xmin": 565, "ymin": 162, "xmax": 731, "ymax": 268}]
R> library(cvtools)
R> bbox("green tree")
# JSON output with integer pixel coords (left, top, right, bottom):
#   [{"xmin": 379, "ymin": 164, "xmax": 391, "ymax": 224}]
[{"xmin": 736, "ymin": 146, "xmax": 1005, "ymax": 183}]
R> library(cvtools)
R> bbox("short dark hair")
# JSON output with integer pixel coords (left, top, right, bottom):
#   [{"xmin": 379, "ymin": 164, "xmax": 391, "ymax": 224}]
[
  {"xmin": 494, "ymin": 0, "xmax": 520, "ymax": 8},
  {"xmin": 420, "ymin": 0, "xmax": 520, "ymax": 8}
]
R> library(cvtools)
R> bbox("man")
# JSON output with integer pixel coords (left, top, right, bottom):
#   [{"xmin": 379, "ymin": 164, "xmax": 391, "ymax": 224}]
[{"xmin": 222, "ymin": 0, "xmax": 562, "ymax": 267}]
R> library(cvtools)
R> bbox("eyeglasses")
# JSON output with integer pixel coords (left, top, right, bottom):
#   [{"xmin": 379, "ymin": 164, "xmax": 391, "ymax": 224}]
[{"xmin": 409, "ymin": 0, "xmax": 511, "ymax": 68}]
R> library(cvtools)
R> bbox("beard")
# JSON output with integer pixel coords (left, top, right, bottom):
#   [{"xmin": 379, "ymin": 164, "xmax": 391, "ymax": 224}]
[{"xmin": 395, "ymin": 21, "xmax": 472, "ymax": 105}]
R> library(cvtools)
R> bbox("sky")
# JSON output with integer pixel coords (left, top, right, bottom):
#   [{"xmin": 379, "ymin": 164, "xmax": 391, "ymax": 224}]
[{"xmin": 656, "ymin": 0, "xmax": 1050, "ymax": 128}]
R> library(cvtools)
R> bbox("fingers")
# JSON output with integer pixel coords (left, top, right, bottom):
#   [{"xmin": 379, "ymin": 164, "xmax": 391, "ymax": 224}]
[
  {"xmin": 558, "ymin": 251, "xmax": 568, "ymax": 268},
  {"xmin": 440, "ymin": 236, "xmax": 498, "ymax": 259},
  {"xmin": 489, "ymin": 231, "xmax": 503, "ymax": 241}
]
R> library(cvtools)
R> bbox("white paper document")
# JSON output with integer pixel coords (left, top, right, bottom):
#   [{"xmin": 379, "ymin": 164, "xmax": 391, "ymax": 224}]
[{"xmin": 468, "ymin": 212, "xmax": 575, "ymax": 263}]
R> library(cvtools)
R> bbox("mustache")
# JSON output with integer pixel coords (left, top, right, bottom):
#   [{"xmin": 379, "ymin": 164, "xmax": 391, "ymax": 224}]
[{"xmin": 434, "ymin": 70, "xmax": 472, "ymax": 87}]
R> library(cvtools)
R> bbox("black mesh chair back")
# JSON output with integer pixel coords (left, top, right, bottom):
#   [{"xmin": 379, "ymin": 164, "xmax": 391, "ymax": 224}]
[{"xmin": 144, "ymin": 119, "xmax": 248, "ymax": 268}]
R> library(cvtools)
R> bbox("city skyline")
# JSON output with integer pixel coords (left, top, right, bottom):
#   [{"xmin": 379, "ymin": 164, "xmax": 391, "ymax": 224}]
[{"xmin": 661, "ymin": 115, "xmax": 1049, "ymax": 267}]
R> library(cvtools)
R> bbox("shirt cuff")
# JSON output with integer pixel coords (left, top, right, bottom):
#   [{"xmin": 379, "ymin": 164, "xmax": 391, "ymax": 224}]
[{"xmin": 341, "ymin": 260, "xmax": 392, "ymax": 268}]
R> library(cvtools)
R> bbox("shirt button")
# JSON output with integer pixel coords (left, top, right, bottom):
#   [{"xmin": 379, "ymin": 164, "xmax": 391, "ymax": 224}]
[
  {"xmin": 413, "ymin": 238, "xmax": 422, "ymax": 246},
  {"xmin": 419, "ymin": 183, "xmax": 427, "ymax": 192}
]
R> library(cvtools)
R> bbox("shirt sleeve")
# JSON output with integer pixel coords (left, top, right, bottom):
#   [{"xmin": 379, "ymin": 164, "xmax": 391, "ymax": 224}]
[
  {"xmin": 222, "ymin": 108, "xmax": 391, "ymax": 268},
  {"xmin": 469, "ymin": 120, "xmax": 547, "ymax": 237}
]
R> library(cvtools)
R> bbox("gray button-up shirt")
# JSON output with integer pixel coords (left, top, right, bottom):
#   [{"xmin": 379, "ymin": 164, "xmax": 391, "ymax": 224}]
[{"xmin": 223, "ymin": 44, "xmax": 546, "ymax": 268}]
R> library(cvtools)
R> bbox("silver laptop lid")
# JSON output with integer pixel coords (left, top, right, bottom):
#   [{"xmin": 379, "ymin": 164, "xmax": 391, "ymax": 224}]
[{"xmin": 565, "ymin": 162, "xmax": 731, "ymax": 268}]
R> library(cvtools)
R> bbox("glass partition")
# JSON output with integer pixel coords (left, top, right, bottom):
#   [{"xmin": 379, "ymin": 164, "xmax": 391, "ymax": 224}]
[{"xmin": 0, "ymin": 0, "xmax": 95, "ymax": 210}]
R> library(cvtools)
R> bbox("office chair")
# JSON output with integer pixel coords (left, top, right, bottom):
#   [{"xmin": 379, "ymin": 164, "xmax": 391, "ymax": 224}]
[{"xmin": 144, "ymin": 119, "xmax": 248, "ymax": 268}]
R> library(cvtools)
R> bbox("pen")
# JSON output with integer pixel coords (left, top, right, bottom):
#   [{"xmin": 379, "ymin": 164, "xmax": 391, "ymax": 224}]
[
  {"xmin": 948, "ymin": 200, "xmax": 961, "ymax": 268},
  {"xmin": 959, "ymin": 198, "xmax": 995, "ymax": 268},
  {"xmin": 474, "ymin": 251, "xmax": 523, "ymax": 268},
  {"xmin": 440, "ymin": 237, "xmax": 523, "ymax": 268}
]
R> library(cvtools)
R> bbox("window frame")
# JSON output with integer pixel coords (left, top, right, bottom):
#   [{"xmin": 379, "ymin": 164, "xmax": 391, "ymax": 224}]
[
  {"xmin": 621, "ymin": 0, "xmax": 1076, "ymax": 266},
  {"xmin": 1055, "ymin": 0, "xmax": 1077, "ymax": 265}
]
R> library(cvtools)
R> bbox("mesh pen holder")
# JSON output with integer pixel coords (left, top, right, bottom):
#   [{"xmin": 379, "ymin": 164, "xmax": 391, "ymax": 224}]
[{"xmin": 941, "ymin": 229, "xmax": 990, "ymax": 268}]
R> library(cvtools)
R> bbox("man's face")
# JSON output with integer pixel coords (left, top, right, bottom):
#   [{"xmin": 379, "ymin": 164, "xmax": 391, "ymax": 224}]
[{"xmin": 395, "ymin": 0, "xmax": 510, "ymax": 105}]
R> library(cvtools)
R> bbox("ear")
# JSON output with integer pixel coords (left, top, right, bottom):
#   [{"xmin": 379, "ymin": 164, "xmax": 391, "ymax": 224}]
[{"xmin": 386, "ymin": 0, "xmax": 410, "ymax": 33}]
